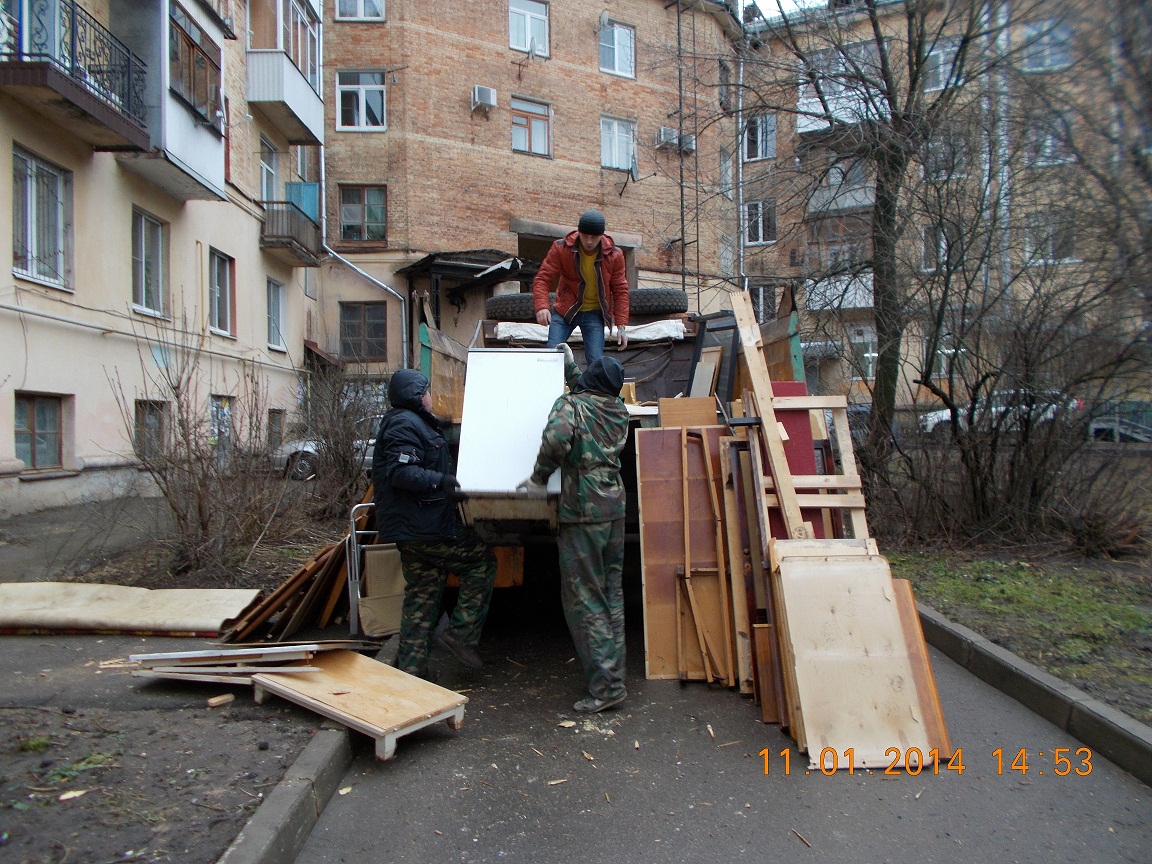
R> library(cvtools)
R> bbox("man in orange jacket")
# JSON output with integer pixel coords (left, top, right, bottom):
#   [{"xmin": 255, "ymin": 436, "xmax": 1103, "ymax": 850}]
[{"xmin": 532, "ymin": 210, "xmax": 630, "ymax": 364}]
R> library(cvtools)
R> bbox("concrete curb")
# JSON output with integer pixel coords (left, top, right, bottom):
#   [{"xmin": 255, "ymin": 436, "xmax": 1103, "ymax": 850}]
[
  {"xmin": 217, "ymin": 724, "xmax": 353, "ymax": 864},
  {"xmin": 918, "ymin": 602, "xmax": 1152, "ymax": 787}
]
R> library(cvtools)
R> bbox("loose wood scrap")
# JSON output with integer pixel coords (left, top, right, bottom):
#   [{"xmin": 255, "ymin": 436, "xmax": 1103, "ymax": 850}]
[
  {"xmin": 720, "ymin": 437, "xmax": 754, "ymax": 695},
  {"xmin": 219, "ymin": 543, "xmax": 338, "ymax": 642},
  {"xmin": 129, "ymin": 643, "xmax": 326, "ymax": 686}
]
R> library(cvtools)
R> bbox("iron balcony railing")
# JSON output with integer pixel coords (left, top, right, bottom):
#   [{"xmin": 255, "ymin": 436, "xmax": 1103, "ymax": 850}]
[
  {"xmin": 261, "ymin": 201, "xmax": 322, "ymax": 263},
  {"xmin": 0, "ymin": 0, "xmax": 148, "ymax": 127}
]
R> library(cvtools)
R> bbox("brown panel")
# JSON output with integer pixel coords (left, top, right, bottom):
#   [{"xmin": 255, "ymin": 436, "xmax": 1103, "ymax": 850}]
[
  {"xmin": 892, "ymin": 579, "xmax": 952, "ymax": 757},
  {"xmin": 657, "ymin": 397, "xmax": 718, "ymax": 428}
]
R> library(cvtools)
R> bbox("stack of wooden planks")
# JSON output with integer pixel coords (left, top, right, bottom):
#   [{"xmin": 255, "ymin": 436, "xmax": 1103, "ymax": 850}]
[
  {"xmin": 637, "ymin": 291, "xmax": 950, "ymax": 770},
  {"xmin": 218, "ymin": 491, "xmax": 375, "ymax": 643},
  {"xmin": 128, "ymin": 641, "xmax": 370, "ymax": 684}
]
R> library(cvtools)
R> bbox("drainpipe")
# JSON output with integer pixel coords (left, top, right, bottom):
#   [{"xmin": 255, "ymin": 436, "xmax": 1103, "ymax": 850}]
[{"xmin": 318, "ymin": 142, "xmax": 408, "ymax": 369}]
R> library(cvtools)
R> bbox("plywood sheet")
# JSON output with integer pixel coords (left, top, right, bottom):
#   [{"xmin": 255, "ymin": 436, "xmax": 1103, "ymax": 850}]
[
  {"xmin": 776, "ymin": 555, "xmax": 930, "ymax": 767},
  {"xmin": 892, "ymin": 579, "xmax": 952, "ymax": 757},
  {"xmin": 456, "ymin": 349, "xmax": 564, "ymax": 494},
  {"xmin": 253, "ymin": 650, "xmax": 467, "ymax": 760},
  {"xmin": 657, "ymin": 397, "xmax": 717, "ymax": 428},
  {"xmin": 0, "ymin": 583, "xmax": 260, "ymax": 635}
]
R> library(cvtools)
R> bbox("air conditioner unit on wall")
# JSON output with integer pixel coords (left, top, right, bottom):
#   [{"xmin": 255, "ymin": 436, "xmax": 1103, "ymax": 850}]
[
  {"xmin": 679, "ymin": 133, "xmax": 697, "ymax": 154},
  {"xmin": 471, "ymin": 85, "xmax": 497, "ymax": 112},
  {"xmin": 655, "ymin": 126, "xmax": 679, "ymax": 149}
]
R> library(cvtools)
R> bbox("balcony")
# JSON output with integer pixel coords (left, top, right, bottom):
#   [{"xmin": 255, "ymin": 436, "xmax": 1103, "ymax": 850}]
[
  {"xmin": 247, "ymin": 50, "xmax": 323, "ymax": 144},
  {"xmin": 808, "ymin": 182, "xmax": 875, "ymax": 215},
  {"xmin": 0, "ymin": 0, "xmax": 149, "ymax": 150},
  {"xmin": 261, "ymin": 201, "xmax": 321, "ymax": 267},
  {"xmin": 804, "ymin": 271, "xmax": 874, "ymax": 311}
]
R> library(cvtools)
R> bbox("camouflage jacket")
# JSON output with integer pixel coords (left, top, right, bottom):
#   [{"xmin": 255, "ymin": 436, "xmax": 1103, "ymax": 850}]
[{"xmin": 531, "ymin": 358, "xmax": 630, "ymax": 523}]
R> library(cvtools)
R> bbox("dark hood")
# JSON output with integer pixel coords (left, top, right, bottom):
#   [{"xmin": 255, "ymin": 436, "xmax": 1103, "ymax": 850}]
[
  {"xmin": 388, "ymin": 369, "xmax": 431, "ymax": 411},
  {"xmin": 577, "ymin": 357, "xmax": 625, "ymax": 398}
]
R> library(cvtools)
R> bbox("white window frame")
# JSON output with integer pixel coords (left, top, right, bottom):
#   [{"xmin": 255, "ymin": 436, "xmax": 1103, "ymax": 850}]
[
  {"xmin": 335, "ymin": 0, "xmax": 384, "ymax": 21},
  {"xmin": 287, "ymin": 0, "xmax": 321, "ymax": 93},
  {"xmin": 1027, "ymin": 121, "xmax": 1074, "ymax": 167},
  {"xmin": 209, "ymin": 248, "xmax": 233, "ymax": 335},
  {"xmin": 509, "ymin": 0, "xmax": 549, "ymax": 56},
  {"xmin": 1026, "ymin": 213, "xmax": 1078, "ymax": 264},
  {"xmin": 511, "ymin": 97, "xmax": 551, "ymax": 156},
  {"xmin": 132, "ymin": 209, "xmax": 165, "ymax": 315},
  {"xmin": 720, "ymin": 146, "xmax": 733, "ymax": 199},
  {"xmin": 12, "ymin": 147, "xmax": 71, "ymax": 289},
  {"xmin": 744, "ymin": 113, "xmax": 777, "ymax": 162},
  {"xmin": 745, "ymin": 200, "xmax": 777, "ymax": 245},
  {"xmin": 1021, "ymin": 19, "xmax": 1073, "ymax": 72},
  {"xmin": 923, "ymin": 38, "xmax": 960, "ymax": 92},
  {"xmin": 719, "ymin": 233, "xmax": 735, "ymax": 278},
  {"xmin": 260, "ymin": 135, "xmax": 279, "ymax": 202},
  {"xmin": 599, "ymin": 21, "xmax": 635, "ymax": 78},
  {"xmin": 849, "ymin": 332, "xmax": 877, "ymax": 381},
  {"xmin": 600, "ymin": 117, "xmax": 635, "ymax": 170},
  {"xmin": 923, "ymin": 132, "xmax": 967, "ymax": 181},
  {"xmin": 267, "ymin": 278, "xmax": 286, "ymax": 350},
  {"xmin": 336, "ymin": 71, "xmax": 387, "ymax": 131}
]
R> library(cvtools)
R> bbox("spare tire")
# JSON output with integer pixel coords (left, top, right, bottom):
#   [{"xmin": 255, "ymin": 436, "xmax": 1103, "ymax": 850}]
[
  {"xmin": 629, "ymin": 287, "xmax": 689, "ymax": 316},
  {"xmin": 485, "ymin": 292, "xmax": 538, "ymax": 322}
]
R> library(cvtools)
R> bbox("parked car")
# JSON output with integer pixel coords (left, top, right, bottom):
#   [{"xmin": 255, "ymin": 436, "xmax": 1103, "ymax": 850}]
[
  {"xmin": 271, "ymin": 415, "xmax": 384, "ymax": 480},
  {"xmin": 918, "ymin": 390, "xmax": 1083, "ymax": 440}
]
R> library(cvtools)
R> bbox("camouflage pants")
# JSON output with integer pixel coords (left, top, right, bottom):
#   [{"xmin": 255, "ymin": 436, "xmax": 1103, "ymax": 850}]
[
  {"xmin": 395, "ymin": 530, "xmax": 496, "ymax": 677},
  {"xmin": 558, "ymin": 518, "xmax": 626, "ymax": 700}
]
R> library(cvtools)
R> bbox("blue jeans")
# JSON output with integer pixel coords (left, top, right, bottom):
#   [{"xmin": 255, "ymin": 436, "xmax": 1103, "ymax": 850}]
[{"xmin": 547, "ymin": 310, "xmax": 606, "ymax": 365}]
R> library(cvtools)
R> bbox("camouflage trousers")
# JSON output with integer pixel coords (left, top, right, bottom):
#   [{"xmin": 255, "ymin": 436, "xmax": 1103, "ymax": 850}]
[
  {"xmin": 558, "ymin": 518, "xmax": 626, "ymax": 700},
  {"xmin": 395, "ymin": 530, "xmax": 496, "ymax": 677}
]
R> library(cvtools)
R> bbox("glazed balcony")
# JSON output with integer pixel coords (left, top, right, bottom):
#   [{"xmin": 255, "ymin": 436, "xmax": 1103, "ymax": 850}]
[{"xmin": 0, "ymin": 0, "xmax": 149, "ymax": 149}]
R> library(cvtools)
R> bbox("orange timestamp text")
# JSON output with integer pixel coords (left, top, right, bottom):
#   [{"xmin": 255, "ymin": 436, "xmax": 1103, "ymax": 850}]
[{"xmin": 758, "ymin": 746, "xmax": 1093, "ymax": 776}]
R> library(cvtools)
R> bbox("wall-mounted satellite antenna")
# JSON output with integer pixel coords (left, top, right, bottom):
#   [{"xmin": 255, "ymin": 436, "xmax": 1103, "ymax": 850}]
[
  {"xmin": 595, "ymin": 10, "xmax": 609, "ymax": 33},
  {"xmin": 619, "ymin": 148, "xmax": 651, "ymax": 196},
  {"xmin": 514, "ymin": 37, "xmax": 547, "ymax": 79}
]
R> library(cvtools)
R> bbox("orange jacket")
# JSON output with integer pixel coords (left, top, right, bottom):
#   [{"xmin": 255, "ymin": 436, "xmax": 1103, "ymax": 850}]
[{"xmin": 532, "ymin": 231, "xmax": 630, "ymax": 327}]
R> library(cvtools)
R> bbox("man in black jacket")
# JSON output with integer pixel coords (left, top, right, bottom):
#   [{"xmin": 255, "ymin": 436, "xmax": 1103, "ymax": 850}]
[{"xmin": 372, "ymin": 369, "xmax": 496, "ymax": 679}]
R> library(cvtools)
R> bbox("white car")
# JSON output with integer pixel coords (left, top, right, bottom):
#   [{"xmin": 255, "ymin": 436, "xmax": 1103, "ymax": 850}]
[
  {"xmin": 918, "ymin": 390, "xmax": 1082, "ymax": 439},
  {"xmin": 271, "ymin": 415, "xmax": 383, "ymax": 480}
]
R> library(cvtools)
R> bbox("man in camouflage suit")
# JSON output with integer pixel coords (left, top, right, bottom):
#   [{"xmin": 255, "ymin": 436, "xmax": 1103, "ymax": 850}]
[
  {"xmin": 521, "ymin": 346, "xmax": 631, "ymax": 712},
  {"xmin": 372, "ymin": 369, "xmax": 496, "ymax": 680}
]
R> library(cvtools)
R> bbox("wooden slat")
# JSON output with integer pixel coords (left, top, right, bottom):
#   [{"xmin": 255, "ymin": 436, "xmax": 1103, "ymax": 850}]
[
  {"xmin": 223, "ymin": 544, "xmax": 337, "ymax": 642},
  {"xmin": 752, "ymin": 623, "xmax": 781, "ymax": 724},
  {"xmin": 720, "ymin": 437, "xmax": 754, "ymax": 695},
  {"xmin": 770, "ymin": 395, "xmax": 850, "ymax": 411},
  {"xmin": 761, "ymin": 474, "xmax": 863, "ymax": 491},
  {"xmin": 892, "ymin": 579, "xmax": 952, "ymax": 757},
  {"xmin": 759, "ymin": 492, "xmax": 867, "ymax": 509},
  {"xmin": 731, "ymin": 293, "xmax": 812, "ymax": 540}
]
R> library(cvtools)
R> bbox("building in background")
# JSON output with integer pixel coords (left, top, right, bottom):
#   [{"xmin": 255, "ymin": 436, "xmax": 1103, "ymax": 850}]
[{"xmin": 0, "ymin": 0, "xmax": 324, "ymax": 516}]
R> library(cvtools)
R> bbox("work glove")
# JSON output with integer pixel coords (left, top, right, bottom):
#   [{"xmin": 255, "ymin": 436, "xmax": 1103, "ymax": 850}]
[
  {"xmin": 439, "ymin": 474, "xmax": 468, "ymax": 502},
  {"xmin": 516, "ymin": 475, "xmax": 547, "ymax": 496},
  {"xmin": 556, "ymin": 343, "xmax": 575, "ymax": 366}
]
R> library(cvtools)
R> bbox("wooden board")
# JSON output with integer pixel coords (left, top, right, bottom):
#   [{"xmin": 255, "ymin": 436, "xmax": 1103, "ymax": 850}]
[
  {"xmin": 775, "ymin": 555, "xmax": 931, "ymax": 768},
  {"xmin": 720, "ymin": 438, "xmax": 754, "ymax": 695},
  {"xmin": 253, "ymin": 650, "xmax": 467, "ymax": 761},
  {"xmin": 419, "ymin": 322, "xmax": 468, "ymax": 423},
  {"xmin": 636, "ymin": 426, "xmax": 727, "ymax": 680},
  {"xmin": 130, "ymin": 644, "xmax": 319, "ymax": 666},
  {"xmin": 657, "ymin": 397, "xmax": 717, "ymax": 428},
  {"xmin": 892, "ymin": 579, "xmax": 952, "ymax": 757}
]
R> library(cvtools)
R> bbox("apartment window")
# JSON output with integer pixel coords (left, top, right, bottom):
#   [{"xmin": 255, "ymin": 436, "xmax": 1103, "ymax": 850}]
[
  {"xmin": 337, "ymin": 71, "xmax": 386, "ymax": 130},
  {"xmin": 340, "ymin": 185, "xmax": 387, "ymax": 241},
  {"xmin": 922, "ymin": 223, "xmax": 961, "ymax": 272},
  {"xmin": 260, "ymin": 136, "xmax": 279, "ymax": 201},
  {"xmin": 744, "ymin": 113, "xmax": 777, "ymax": 161},
  {"xmin": 210, "ymin": 395, "xmax": 232, "ymax": 460},
  {"xmin": 719, "ymin": 233, "xmax": 735, "ymax": 278},
  {"xmin": 209, "ymin": 249, "xmax": 233, "ymax": 334},
  {"xmin": 134, "ymin": 400, "xmax": 167, "ymax": 461},
  {"xmin": 337, "ymin": 0, "xmax": 384, "ymax": 19},
  {"xmin": 509, "ymin": 0, "xmax": 548, "ymax": 55},
  {"xmin": 600, "ymin": 117, "xmax": 635, "ymax": 170},
  {"xmin": 267, "ymin": 279, "xmax": 286, "ymax": 349},
  {"xmin": 849, "ymin": 333, "xmax": 877, "ymax": 381},
  {"xmin": 923, "ymin": 131, "xmax": 967, "ymax": 181},
  {"xmin": 511, "ymin": 98, "xmax": 550, "ymax": 156},
  {"xmin": 1027, "ymin": 120, "xmax": 1074, "ymax": 166},
  {"xmin": 340, "ymin": 302, "xmax": 388, "ymax": 361},
  {"xmin": 15, "ymin": 394, "xmax": 62, "ymax": 469},
  {"xmin": 12, "ymin": 147, "xmax": 71, "ymax": 287},
  {"xmin": 928, "ymin": 335, "xmax": 964, "ymax": 379},
  {"xmin": 170, "ymin": 3, "xmax": 222, "ymax": 127},
  {"xmin": 287, "ymin": 0, "xmax": 321, "ymax": 92},
  {"xmin": 1026, "ymin": 213, "xmax": 1077, "ymax": 263},
  {"xmin": 599, "ymin": 21, "xmax": 635, "ymax": 77},
  {"xmin": 268, "ymin": 408, "xmax": 285, "ymax": 449},
  {"xmin": 810, "ymin": 216, "xmax": 869, "ymax": 271},
  {"xmin": 719, "ymin": 60, "xmax": 733, "ymax": 113},
  {"xmin": 923, "ymin": 38, "xmax": 960, "ymax": 92},
  {"xmin": 132, "ymin": 210, "xmax": 165, "ymax": 314},
  {"xmin": 720, "ymin": 146, "xmax": 733, "ymax": 199},
  {"xmin": 746, "ymin": 200, "xmax": 777, "ymax": 245},
  {"xmin": 1021, "ymin": 19, "xmax": 1073, "ymax": 72},
  {"xmin": 828, "ymin": 158, "xmax": 868, "ymax": 188}
]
